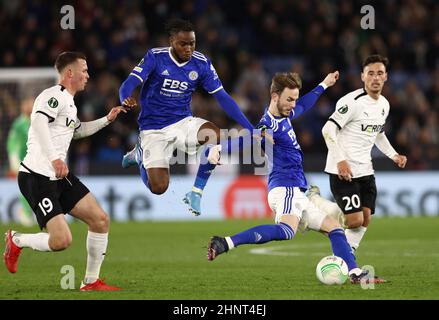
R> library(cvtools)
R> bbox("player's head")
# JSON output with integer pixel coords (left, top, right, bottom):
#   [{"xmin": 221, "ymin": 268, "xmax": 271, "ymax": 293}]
[
  {"xmin": 361, "ymin": 54, "xmax": 388, "ymax": 95},
  {"xmin": 55, "ymin": 51, "xmax": 89, "ymax": 92},
  {"xmin": 270, "ymin": 72, "xmax": 302, "ymax": 117},
  {"xmin": 166, "ymin": 19, "xmax": 195, "ymax": 63}
]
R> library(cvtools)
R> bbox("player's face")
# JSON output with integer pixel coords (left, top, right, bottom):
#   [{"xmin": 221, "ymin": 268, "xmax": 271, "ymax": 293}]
[
  {"xmin": 170, "ymin": 31, "xmax": 196, "ymax": 62},
  {"xmin": 276, "ymin": 88, "xmax": 300, "ymax": 117},
  {"xmin": 361, "ymin": 63, "xmax": 387, "ymax": 94},
  {"xmin": 70, "ymin": 59, "xmax": 89, "ymax": 92}
]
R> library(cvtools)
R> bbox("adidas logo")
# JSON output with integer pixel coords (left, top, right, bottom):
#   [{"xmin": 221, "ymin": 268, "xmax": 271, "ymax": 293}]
[
  {"xmin": 254, "ymin": 232, "xmax": 262, "ymax": 242},
  {"xmin": 161, "ymin": 69, "xmax": 170, "ymax": 75}
]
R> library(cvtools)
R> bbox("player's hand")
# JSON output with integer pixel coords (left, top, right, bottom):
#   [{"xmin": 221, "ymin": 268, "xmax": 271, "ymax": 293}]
[
  {"xmin": 322, "ymin": 71, "xmax": 340, "ymax": 88},
  {"xmin": 253, "ymin": 126, "xmax": 275, "ymax": 145},
  {"xmin": 52, "ymin": 159, "xmax": 69, "ymax": 179},
  {"xmin": 337, "ymin": 160, "xmax": 353, "ymax": 182},
  {"xmin": 107, "ymin": 106, "xmax": 127, "ymax": 122},
  {"xmin": 393, "ymin": 154, "xmax": 407, "ymax": 168},
  {"xmin": 207, "ymin": 145, "xmax": 222, "ymax": 165},
  {"xmin": 122, "ymin": 97, "xmax": 137, "ymax": 110}
]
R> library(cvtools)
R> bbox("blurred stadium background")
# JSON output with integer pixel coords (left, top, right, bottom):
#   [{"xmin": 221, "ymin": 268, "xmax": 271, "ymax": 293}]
[{"xmin": 0, "ymin": 0, "xmax": 438, "ymax": 222}]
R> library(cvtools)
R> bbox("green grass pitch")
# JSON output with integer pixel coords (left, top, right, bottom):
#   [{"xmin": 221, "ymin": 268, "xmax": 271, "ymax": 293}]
[{"xmin": 1, "ymin": 217, "xmax": 438, "ymax": 300}]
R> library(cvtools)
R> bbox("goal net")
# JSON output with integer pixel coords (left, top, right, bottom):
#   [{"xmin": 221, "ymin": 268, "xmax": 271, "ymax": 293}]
[{"xmin": 0, "ymin": 68, "xmax": 58, "ymax": 176}]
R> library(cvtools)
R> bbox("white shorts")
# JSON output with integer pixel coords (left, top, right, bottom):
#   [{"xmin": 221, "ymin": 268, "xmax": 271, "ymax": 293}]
[
  {"xmin": 268, "ymin": 187, "xmax": 327, "ymax": 232},
  {"xmin": 139, "ymin": 116, "xmax": 208, "ymax": 169}
]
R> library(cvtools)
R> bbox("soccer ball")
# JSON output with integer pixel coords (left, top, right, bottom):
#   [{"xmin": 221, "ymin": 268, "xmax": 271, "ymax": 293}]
[{"xmin": 316, "ymin": 255, "xmax": 349, "ymax": 285}]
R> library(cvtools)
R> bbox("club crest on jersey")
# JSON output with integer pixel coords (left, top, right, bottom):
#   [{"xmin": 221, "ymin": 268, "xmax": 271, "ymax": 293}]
[
  {"xmin": 48, "ymin": 97, "xmax": 58, "ymax": 108},
  {"xmin": 338, "ymin": 105, "xmax": 348, "ymax": 114},
  {"xmin": 188, "ymin": 71, "xmax": 198, "ymax": 81}
]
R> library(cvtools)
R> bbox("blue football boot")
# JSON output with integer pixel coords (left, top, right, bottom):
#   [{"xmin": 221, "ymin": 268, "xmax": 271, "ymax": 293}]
[
  {"xmin": 122, "ymin": 142, "xmax": 141, "ymax": 169},
  {"xmin": 183, "ymin": 190, "xmax": 202, "ymax": 216}
]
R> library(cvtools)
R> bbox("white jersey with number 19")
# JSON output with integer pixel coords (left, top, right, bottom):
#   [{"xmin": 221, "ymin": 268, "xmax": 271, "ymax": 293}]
[{"xmin": 324, "ymin": 88, "xmax": 390, "ymax": 178}]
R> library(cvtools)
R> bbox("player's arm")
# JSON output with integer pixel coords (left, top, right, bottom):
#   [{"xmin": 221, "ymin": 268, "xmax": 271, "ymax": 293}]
[
  {"xmin": 119, "ymin": 50, "xmax": 156, "ymax": 109},
  {"xmin": 73, "ymin": 106, "xmax": 126, "ymax": 139},
  {"xmin": 322, "ymin": 95, "xmax": 358, "ymax": 181},
  {"xmin": 290, "ymin": 71, "xmax": 339, "ymax": 120},
  {"xmin": 375, "ymin": 131, "xmax": 407, "ymax": 168},
  {"xmin": 212, "ymin": 89, "xmax": 254, "ymax": 131},
  {"xmin": 200, "ymin": 58, "xmax": 254, "ymax": 131}
]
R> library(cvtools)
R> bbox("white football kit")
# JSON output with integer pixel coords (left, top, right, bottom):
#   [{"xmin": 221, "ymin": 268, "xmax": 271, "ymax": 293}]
[{"xmin": 324, "ymin": 88, "xmax": 397, "ymax": 178}]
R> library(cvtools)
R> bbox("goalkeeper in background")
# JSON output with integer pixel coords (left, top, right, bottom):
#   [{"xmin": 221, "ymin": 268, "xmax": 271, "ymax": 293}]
[{"xmin": 6, "ymin": 98, "xmax": 35, "ymax": 226}]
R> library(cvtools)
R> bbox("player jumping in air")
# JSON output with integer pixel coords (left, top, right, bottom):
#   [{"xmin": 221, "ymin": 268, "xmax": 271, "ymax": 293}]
[
  {"xmin": 3, "ymin": 52, "xmax": 125, "ymax": 291},
  {"xmin": 207, "ymin": 71, "xmax": 385, "ymax": 284},
  {"xmin": 119, "ymin": 19, "xmax": 259, "ymax": 216}
]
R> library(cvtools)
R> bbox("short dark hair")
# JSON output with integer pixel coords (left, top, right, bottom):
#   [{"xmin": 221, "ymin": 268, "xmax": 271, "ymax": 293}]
[
  {"xmin": 270, "ymin": 72, "xmax": 302, "ymax": 95},
  {"xmin": 54, "ymin": 51, "xmax": 86, "ymax": 73},
  {"xmin": 362, "ymin": 54, "xmax": 389, "ymax": 71},
  {"xmin": 165, "ymin": 19, "xmax": 195, "ymax": 37}
]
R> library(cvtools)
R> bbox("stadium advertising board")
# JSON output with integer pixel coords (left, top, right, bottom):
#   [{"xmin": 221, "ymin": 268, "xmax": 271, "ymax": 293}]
[{"xmin": 0, "ymin": 172, "xmax": 438, "ymax": 223}]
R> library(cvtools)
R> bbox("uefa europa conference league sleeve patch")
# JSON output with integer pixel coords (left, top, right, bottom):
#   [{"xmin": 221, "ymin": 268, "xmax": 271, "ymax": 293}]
[
  {"xmin": 337, "ymin": 104, "xmax": 348, "ymax": 114},
  {"xmin": 47, "ymin": 97, "xmax": 59, "ymax": 108}
]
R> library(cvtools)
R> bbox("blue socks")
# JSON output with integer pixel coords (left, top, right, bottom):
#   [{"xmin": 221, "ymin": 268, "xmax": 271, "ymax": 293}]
[
  {"xmin": 194, "ymin": 146, "xmax": 216, "ymax": 191},
  {"xmin": 193, "ymin": 136, "xmax": 251, "ymax": 193},
  {"xmin": 230, "ymin": 222, "xmax": 294, "ymax": 247},
  {"xmin": 139, "ymin": 162, "xmax": 151, "ymax": 191},
  {"xmin": 328, "ymin": 228, "xmax": 358, "ymax": 271}
]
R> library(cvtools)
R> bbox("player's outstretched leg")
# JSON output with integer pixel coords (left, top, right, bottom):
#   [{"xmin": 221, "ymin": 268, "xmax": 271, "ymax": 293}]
[{"xmin": 207, "ymin": 222, "xmax": 295, "ymax": 261}]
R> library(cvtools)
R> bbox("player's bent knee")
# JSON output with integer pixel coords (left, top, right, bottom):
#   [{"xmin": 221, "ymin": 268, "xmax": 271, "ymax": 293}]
[
  {"xmin": 345, "ymin": 212, "xmax": 364, "ymax": 228},
  {"xmin": 150, "ymin": 182, "xmax": 168, "ymax": 195},
  {"xmin": 90, "ymin": 213, "xmax": 110, "ymax": 233},
  {"xmin": 49, "ymin": 234, "xmax": 72, "ymax": 251}
]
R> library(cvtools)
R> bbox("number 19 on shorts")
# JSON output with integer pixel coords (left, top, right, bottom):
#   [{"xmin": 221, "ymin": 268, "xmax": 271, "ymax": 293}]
[{"xmin": 38, "ymin": 198, "xmax": 53, "ymax": 216}]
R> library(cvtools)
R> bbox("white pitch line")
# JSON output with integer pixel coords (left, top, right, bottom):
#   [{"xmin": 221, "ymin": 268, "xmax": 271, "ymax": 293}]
[{"xmin": 248, "ymin": 239, "xmax": 439, "ymax": 257}]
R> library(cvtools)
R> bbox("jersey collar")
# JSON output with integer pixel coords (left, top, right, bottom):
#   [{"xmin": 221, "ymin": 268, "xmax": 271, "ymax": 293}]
[{"xmin": 168, "ymin": 47, "xmax": 190, "ymax": 67}]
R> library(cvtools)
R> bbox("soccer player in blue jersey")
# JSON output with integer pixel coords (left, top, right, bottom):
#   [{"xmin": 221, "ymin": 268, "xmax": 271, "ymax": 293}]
[
  {"xmin": 207, "ymin": 71, "xmax": 385, "ymax": 284},
  {"xmin": 119, "ymin": 19, "xmax": 257, "ymax": 215}
]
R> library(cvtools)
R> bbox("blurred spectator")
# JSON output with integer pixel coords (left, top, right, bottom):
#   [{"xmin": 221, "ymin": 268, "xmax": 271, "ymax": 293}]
[{"xmin": 0, "ymin": 0, "xmax": 438, "ymax": 174}]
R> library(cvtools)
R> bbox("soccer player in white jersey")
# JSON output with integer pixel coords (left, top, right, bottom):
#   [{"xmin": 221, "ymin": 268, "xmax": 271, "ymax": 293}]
[
  {"xmin": 3, "ymin": 52, "xmax": 126, "ymax": 291},
  {"xmin": 317, "ymin": 54, "xmax": 407, "ymax": 256}
]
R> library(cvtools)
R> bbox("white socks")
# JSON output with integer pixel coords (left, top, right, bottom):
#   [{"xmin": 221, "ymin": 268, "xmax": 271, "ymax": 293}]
[
  {"xmin": 345, "ymin": 226, "xmax": 367, "ymax": 252},
  {"xmin": 84, "ymin": 231, "xmax": 108, "ymax": 284},
  {"xmin": 13, "ymin": 232, "xmax": 52, "ymax": 251}
]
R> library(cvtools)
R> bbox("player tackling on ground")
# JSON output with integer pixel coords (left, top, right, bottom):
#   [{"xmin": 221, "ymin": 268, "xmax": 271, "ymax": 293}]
[
  {"xmin": 207, "ymin": 71, "xmax": 385, "ymax": 284},
  {"xmin": 119, "ymin": 19, "xmax": 257, "ymax": 216},
  {"xmin": 309, "ymin": 55, "xmax": 407, "ymax": 258},
  {"xmin": 3, "ymin": 52, "xmax": 125, "ymax": 291}
]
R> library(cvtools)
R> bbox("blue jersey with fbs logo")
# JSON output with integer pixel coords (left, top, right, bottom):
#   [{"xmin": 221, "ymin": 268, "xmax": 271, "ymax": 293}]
[
  {"xmin": 258, "ymin": 85, "xmax": 326, "ymax": 192},
  {"xmin": 128, "ymin": 47, "xmax": 223, "ymax": 130}
]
